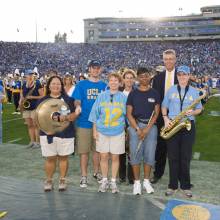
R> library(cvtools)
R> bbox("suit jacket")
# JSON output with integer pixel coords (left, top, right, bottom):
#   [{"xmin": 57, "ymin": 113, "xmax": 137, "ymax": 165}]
[
  {"xmin": 152, "ymin": 69, "xmax": 178, "ymax": 104},
  {"xmin": 152, "ymin": 69, "xmax": 178, "ymax": 128}
]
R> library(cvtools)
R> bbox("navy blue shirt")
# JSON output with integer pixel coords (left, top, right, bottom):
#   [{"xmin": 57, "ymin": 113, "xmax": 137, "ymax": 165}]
[
  {"xmin": 22, "ymin": 80, "xmax": 42, "ymax": 110},
  {"xmin": 38, "ymin": 94, "xmax": 75, "ymax": 139},
  {"xmin": 126, "ymin": 88, "xmax": 160, "ymax": 120}
]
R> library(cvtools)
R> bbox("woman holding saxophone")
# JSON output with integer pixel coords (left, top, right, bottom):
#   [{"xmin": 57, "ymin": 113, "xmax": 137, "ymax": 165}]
[
  {"xmin": 20, "ymin": 69, "xmax": 44, "ymax": 148},
  {"xmin": 161, "ymin": 65, "xmax": 203, "ymax": 198}
]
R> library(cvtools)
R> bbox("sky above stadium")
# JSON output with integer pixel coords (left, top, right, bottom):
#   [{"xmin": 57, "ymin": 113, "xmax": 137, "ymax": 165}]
[{"xmin": 0, "ymin": 0, "xmax": 219, "ymax": 43}]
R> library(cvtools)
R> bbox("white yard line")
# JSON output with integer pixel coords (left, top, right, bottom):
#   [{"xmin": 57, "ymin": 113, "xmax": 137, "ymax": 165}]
[
  {"xmin": 3, "ymin": 118, "xmax": 23, "ymax": 123},
  {"xmin": 147, "ymin": 197, "xmax": 166, "ymax": 210},
  {"xmin": 8, "ymin": 138, "xmax": 22, "ymax": 143}
]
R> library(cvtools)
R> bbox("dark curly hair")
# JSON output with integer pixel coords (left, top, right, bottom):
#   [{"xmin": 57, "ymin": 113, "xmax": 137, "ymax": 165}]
[{"xmin": 45, "ymin": 75, "xmax": 66, "ymax": 96}]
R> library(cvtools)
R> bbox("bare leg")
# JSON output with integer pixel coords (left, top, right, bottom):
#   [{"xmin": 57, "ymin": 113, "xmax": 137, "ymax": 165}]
[
  {"xmin": 25, "ymin": 118, "xmax": 36, "ymax": 143},
  {"xmin": 80, "ymin": 153, "xmax": 89, "ymax": 176},
  {"xmin": 132, "ymin": 164, "xmax": 141, "ymax": 180},
  {"xmin": 93, "ymin": 151, "xmax": 100, "ymax": 174},
  {"xmin": 111, "ymin": 154, "xmax": 119, "ymax": 179},
  {"xmin": 100, "ymin": 153, "xmax": 109, "ymax": 178},
  {"xmin": 58, "ymin": 155, "xmax": 69, "ymax": 178},
  {"xmin": 45, "ymin": 156, "xmax": 57, "ymax": 180},
  {"xmin": 144, "ymin": 164, "xmax": 151, "ymax": 179}
]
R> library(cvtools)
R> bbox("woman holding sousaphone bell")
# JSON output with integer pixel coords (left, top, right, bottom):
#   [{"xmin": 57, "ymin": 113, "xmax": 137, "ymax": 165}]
[
  {"xmin": 36, "ymin": 75, "xmax": 80, "ymax": 192},
  {"xmin": 19, "ymin": 69, "xmax": 44, "ymax": 148}
]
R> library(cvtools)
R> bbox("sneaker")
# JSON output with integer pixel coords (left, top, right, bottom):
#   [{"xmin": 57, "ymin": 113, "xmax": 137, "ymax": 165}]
[
  {"xmin": 44, "ymin": 179, "xmax": 53, "ymax": 192},
  {"xmin": 98, "ymin": 179, "xmax": 109, "ymax": 192},
  {"xmin": 58, "ymin": 178, "xmax": 67, "ymax": 191},
  {"xmin": 181, "ymin": 189, "xmax": 192, "ymax": 198},
  {"xmin": 32, "ymin": 143, "xmax": 41, "ymax": 149},
  {"xmin": 133, "ymin": 182, "xmax": 141, "ymax": 195},
  {"xmin": 143, "ymin": 180, "xmax": 154, "ymax": 194},
  {"xmin": 26, "ymin": 142, "xmax": 34, "ymax": 149},
  {"xmin": 12, "ymin": 112, "xmax": 17, "ymax": 115},
  {"xmin": 165, "ymin": 188, "xmax": 177, "ymax": 196},
  {"xmin": 80, "ymin": 176, "xmax": 88, "ymax": 188},
  {"xmin": 16, "ymin": 111, "xmax": 21, "ymax": 115},
  {"xmin": 110, "ymin": 181, "xmax": 119, "ymax": 194},
  {"xmin": 93, "ymin": 173, "xmax": 102, "ymax": 183}
]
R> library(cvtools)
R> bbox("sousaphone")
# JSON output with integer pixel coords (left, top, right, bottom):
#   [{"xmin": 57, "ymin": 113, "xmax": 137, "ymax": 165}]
[{"xmin": 36, "ymin": 98, "xmax": 70, "ymax": 135}]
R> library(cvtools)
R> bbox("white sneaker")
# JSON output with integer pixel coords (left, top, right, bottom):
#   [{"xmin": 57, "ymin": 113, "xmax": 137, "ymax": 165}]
[
  {"xmin": 110, "ymin": 181, "xmax": 119, "ymax": 194},
  {"xmin": 143, "ymin": 180, "xmax": 154, "ymax": 194},
  {"xmin": 80, "ymin": 176, "xmax": 88, "ymax": 188},
  {"xmin": 133, "ymin": 182, "xmax": 141, "ymax": 195},
  {"xmin": 98, "ymin": 179, "xmax": 109, "ymax": 193}
]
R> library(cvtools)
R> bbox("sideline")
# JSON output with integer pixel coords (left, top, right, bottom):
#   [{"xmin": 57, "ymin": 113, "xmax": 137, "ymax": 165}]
[
  {"xmin": 3, "ymin": 118, "xmax": 23, "ymax": 123},
  {"xmin": 8, "ymin": 138, "xmax": 22, "ymax": 143}
]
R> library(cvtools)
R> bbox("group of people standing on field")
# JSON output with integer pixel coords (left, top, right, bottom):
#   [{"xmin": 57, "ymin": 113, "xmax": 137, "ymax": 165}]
[{"xmin": 4, "ymin": 49, "xmax": 203, "ymax": 197}]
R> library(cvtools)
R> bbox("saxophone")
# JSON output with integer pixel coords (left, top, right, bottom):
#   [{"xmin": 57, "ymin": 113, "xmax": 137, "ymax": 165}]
[
  {"xmin": 22, "ymin": 81, "xmax": 36, "ymax": 109},
  {"xmin": 160, "ymin": 90, "xmax": 206, "ymax": 140}
]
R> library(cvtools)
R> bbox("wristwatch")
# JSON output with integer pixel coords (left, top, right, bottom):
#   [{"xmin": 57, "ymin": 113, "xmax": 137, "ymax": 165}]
[{"xmin": 135, "ymin": 126, "xmax": 140, "ymax": 132}]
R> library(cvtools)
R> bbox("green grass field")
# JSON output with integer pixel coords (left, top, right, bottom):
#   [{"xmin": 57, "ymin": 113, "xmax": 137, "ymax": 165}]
[{"xmin": 2, "ymin": 94, "xmax": 220, "ymax": 162}]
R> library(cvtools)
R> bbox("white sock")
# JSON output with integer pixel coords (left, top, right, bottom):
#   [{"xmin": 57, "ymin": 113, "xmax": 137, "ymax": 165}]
[
  {"xmin": 134, "ymin": 180, "xmax": 141, "ymax": 184},
  {"xmin": 144, "ymin": 179, "xmax": 150, "ymax": 183},
  {"xmin": 102, "ymin": 177, "xmax": 108, "ymax": 182},
  {"xmin": 111, "ymin": 178, "xmax": 116, "ymax": 182}
]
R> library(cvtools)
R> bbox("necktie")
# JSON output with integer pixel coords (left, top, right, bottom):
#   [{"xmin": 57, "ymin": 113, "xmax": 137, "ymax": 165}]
[{"xmin": 165, "ymin": 72, "xmax": 172, "ymax": 94}]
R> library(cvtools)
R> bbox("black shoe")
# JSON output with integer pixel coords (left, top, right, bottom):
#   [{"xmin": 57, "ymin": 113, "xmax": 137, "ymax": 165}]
[
  {"xmin": 128, "ymin": 179, "xmax": 134, "ymax": 185},
  {"xmin": 119, "ymin": 178, "xmax": 126, "ymax": 183},
  {"xmin": 190, "ymin": 183, "xmax": 194, "ymax": 188},
  {"xmin": 150, "ymin": 176, "xmax": 161, "ymax": 184}
]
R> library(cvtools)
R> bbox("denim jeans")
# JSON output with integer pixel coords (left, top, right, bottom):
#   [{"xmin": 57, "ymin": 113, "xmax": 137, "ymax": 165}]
[{"xmin": 129, "ymin": 123, "xmax": 157, "ymax": 166}]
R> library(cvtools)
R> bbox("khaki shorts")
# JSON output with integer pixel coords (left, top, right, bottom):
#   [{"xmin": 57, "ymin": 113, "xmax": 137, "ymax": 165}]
[
  {"xmin": 40, "ymin": 136, "xmax": 74, "ymax": 157},
  {"xmin": 76, "ymin": 127, "xmax": 95, "ymax": 154},
  {"xmin": 96, "ymin": 131, "xmax": 125, "ymax": 155},
  {"xmin": 22, "ymin": 110, "xmax": 36, "ymax": 119}
]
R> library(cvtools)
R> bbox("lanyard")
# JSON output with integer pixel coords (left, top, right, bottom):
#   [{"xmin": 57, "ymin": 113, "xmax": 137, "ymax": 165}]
[{"xmin": 177, "ymin": 85, "xmax": 189, "ymax": 111}]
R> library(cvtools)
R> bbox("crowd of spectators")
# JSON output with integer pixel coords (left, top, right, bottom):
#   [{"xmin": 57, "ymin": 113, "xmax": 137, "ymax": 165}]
[{"xmin": 0, "ymin": 40, "xmax": 220, "ymax": 78}]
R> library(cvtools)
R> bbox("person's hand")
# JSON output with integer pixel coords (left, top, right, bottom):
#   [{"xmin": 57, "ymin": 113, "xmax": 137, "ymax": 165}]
[
  {"xmin": 93, "ymin": 130, "xmax": 99, "ymax": 140},
  {"xmin": 164, "ymin": 117, "xmax": 172, "ymax": 129},
  {"xmin": 136, "ymin": 128, "xmax": 144, "ymax": 140},
  {"xmin": 75, "ymin": 106, "xmax": 81, "ymax": 115},
  {"xmin": 142, "ymin": 127, "xmax": 150, "ymax": 139},
  {"xmin": 185, "ymin": 109, "xmax": 194, "ymax": 116}
]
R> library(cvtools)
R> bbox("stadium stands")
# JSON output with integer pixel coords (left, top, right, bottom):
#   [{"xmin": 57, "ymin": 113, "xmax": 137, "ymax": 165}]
[{"xmin": 0, "ymin": 40, "xmax": 220, "ymax": 77}]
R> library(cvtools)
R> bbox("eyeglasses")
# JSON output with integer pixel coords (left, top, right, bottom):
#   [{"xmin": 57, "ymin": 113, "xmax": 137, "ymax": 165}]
[{"xmin": 110, "ymin": 94, "xmax": 114, "ymax": 103}]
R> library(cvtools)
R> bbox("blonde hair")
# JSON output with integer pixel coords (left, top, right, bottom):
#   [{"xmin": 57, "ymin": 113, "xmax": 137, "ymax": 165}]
[
  {"xmin": 108, "ymin": 72, "xmax": 122, "ymax": 83},
  {"xmin": 122, "ymin": 69, "xmax": 136, "ymax": 79}
]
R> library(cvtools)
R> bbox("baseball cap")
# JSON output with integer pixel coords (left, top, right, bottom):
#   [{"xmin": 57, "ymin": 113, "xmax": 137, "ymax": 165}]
[
  {"xmin": 177, "ymin": 65, "xmax": 190, "ymax": 74},
  {"xmin": 24, "ymin": 69, "xmax": 34, "ymax": 76},
  {"xmin": 88, "ymin": 60, "xmax": 101, "ymax": 67}
]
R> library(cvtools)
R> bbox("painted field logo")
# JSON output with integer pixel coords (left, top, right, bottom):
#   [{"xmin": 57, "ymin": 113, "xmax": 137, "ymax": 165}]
[{"xmin": 172, "ymin": 204, "xmax": 211, "ymax": 220}]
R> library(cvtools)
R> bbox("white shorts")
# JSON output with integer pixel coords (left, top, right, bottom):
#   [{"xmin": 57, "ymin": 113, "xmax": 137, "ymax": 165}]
[
  {"xmin": 96, "ymin": 131, "xmax": 125, "ymax": 155},
  {"xmin": 40, "ymin": 136, "xmax": 74, "ymax": 157}
]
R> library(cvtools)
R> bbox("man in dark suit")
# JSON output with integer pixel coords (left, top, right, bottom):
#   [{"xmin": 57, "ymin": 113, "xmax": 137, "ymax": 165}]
[{"xmin": 151, "ymin": 49, "xmax": 178, "ymax": 184}]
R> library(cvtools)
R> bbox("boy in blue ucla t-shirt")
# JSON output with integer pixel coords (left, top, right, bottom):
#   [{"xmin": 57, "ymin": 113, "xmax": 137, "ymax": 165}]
[{"xmin": 72, "ymin": 60, "xmax": 107, "ymax": 188}]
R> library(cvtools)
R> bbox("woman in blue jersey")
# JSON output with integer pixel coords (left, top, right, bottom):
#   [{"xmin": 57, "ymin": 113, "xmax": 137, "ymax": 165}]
[{"xmin": 89, "ymin": 73, "xmax": 127, "ymax": 193}]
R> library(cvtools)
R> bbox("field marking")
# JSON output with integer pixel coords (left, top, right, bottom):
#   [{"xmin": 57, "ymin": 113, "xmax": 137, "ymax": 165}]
[
  {"xmin": 3, "ymin": 118, "xmax": 23, "ymax": 123},
  {"xmin": 147, "ymin": 197, "xmax": 166, "ymax": 210},
  {"xmin": 8, "ymin": 138, "xmax": 22, "ymax": 143},
  {"xmin": 119, "ymin": 191, "xmax": 166, "ymax": 210}
]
